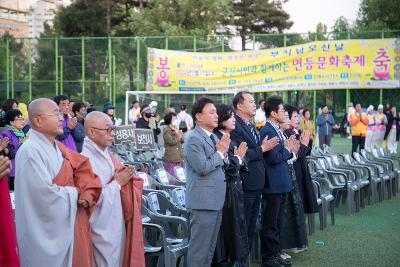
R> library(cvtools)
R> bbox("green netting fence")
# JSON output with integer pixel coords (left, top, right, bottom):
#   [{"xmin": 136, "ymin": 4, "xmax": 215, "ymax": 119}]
[{"xmin": 0, "ymin": 30, "xmax": 399, "ymax": 119}]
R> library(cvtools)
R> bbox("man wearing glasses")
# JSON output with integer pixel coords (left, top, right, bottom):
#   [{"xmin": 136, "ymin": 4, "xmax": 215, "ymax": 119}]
[
  {"xmin": 81, "ymin": 111, "xmax": 144, "ymax": 267},
  {"xmin": 15, "ymin": 98, "xmax": 102, "ymax": 267}
]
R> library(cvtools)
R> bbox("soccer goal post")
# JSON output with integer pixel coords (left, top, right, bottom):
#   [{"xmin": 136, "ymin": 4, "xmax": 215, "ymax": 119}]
[{"xmin": 125, "ymin": 90, "xmax": 237, "ymax": 125}]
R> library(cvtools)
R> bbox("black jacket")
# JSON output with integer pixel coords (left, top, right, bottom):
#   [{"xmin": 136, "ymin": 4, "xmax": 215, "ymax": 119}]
[
  {"xmin": 136, "ymin": 117, "xmax": 161, "ymax": 143},
  {"xmin": 284, "ymin": 129, "xmax": 319, "ymax": 214},
  {"xmin": 213, "ymin": 130, "xmax": 249, "ymax": 262},
  {"xmin": 384, "ymin": 113, "xmax": 400, "ymax": 141},
  {"xmin": 230, "ymin": 115, "xmax": 267, "ymax": 191}
]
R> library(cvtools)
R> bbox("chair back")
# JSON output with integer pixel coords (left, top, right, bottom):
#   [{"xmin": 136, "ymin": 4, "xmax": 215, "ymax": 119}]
[
  {"xmin": 155, "ymin": 169, "xmax": 170, "ymax": 185},
  {"xmin": 332, "ymin": 155, "xmax": 341, "ymax": 166},
  {"xmin": 137, "ymin": 171, "xmax": 151, "ymax": 188},
  {"xmin": 173, "ymin": 166, "xmax": 186, "ymax": 182},
  {"xmin": 318, "ymin": 158, "xmax": 327, "ymax": 170},
  {"xmin": 353, "ymin": 152, "xmax": 363, "ymax": 163},
  {"xmin": 171, "ymin": 188, "xmax": 186, "ymax": 209},
  {"xmin": 344, "ymin": 154, "xmax": 353, "ymax": 165}
]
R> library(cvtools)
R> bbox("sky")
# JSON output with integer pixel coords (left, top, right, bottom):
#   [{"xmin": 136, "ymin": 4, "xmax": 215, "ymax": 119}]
[{"xmin": 283, "ymin": 0, "xmax": 362, "ymax": 33}]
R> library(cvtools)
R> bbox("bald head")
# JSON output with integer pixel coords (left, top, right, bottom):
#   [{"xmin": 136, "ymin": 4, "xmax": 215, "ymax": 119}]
[
  {"xmin": 84, "ymin": 111, "xmax": 112, "ymax": 133},
  {"xmin": 28, "ymin": 98, "xmax": 57, "ymax": 122},
  {"xmin": 85, "ymin": 111, "xmax": 115, "ymax": 150},
  {"xmin": 28, "ymin": 98, "xmax": 64, "ymax": 139}
]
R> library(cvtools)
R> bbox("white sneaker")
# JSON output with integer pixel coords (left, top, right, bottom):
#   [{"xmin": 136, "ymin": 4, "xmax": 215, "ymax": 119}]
[
  {"xmin": 280, "ymin": 252, "xmax": 291, "ymax": 259},
  {"xmin": 292, "ymin": 247, "xmax": 307, "ymax": 254}
]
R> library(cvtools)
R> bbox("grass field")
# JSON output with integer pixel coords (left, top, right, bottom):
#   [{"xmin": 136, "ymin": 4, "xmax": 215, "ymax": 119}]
[{"xmin": 250, "ymin": 136, "xmax": 400, "ymax": 267}]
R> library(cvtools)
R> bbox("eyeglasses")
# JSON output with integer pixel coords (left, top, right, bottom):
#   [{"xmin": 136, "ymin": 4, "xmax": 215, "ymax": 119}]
[
  {"xmin": 14, "ymin": 117, "xmax": 24, "ymax": 121},
  {"xmin": 38, "ymin": 112, "xmax": 64, "ymax": 118},
  {"xmin": 91, "ymin": 126, "xmax": 116, "ymax": 134}
]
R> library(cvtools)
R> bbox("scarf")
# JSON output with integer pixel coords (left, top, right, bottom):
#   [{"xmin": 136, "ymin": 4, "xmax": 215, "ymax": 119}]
[{"xmin": 5, "ymin": 125, "xmax": 26, "ymax": 144}]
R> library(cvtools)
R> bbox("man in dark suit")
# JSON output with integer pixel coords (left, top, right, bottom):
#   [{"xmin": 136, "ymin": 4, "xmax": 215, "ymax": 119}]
[
  {"xmin": 184, "ymin": 96, "xmax": 231, "ymax": 267},
  {"xmin": 260, "ymin": 96, "xmax": 298, "ymax": 267},
  {"xmin": 230, "ymin": 92, "xmax": 279, "ymax": 266}
]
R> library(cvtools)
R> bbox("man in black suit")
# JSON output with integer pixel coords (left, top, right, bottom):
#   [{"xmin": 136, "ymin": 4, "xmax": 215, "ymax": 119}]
[{"xmin": 230, "ymin": 91, "xmax": 279, "ymax": 266}]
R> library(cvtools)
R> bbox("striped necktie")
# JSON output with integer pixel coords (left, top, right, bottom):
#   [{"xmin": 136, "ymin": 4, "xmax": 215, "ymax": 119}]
[
  {"xmin": 210, "ymin": 134, "xmax": 217, "ymax": 147},
  {"xmin": 248, "ymin": 123, "xmax": 258, "ymax": 144}
]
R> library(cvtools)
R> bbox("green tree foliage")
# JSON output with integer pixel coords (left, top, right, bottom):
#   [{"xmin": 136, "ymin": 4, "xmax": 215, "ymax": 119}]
[
  {"xmin": 229, "ymin": 0, "xmax": 293, "ymax": 50},
  {"xmin": 126, "ymin": 0, "xmax": 232, "ymax": 36},
  {"xmin": 356, "ymin": 0, "xmax": 400, "ymax": 30},
  {"xmin": 331, "ymin": 16, "xmax": 352, "ymax": 39}
]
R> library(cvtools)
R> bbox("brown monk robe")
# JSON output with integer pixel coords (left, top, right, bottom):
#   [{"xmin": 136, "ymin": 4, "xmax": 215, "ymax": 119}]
[
  {"xmin": 110, "ymin": 153, "xmax": 145, "ymax": 267},
  {"xmin": 52, "ymin": 141, "xmax": 102, "ymax": 267}
]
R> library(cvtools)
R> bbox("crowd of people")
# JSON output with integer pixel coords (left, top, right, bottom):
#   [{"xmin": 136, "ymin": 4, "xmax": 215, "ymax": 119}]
[
  {"xmin": 341, "ymin": 103, "xmax": 399, "ymax": 154},
  {"xmin": 0, "ymin": 96, "xmax": 144, "ymax": 267},
  {"xmin": 184, "ymin": 93, "xmax": 318, "ymax": 267},
  {"xmin": 0, "ymin": 92, "xmax": 399, "ymax": 267}
]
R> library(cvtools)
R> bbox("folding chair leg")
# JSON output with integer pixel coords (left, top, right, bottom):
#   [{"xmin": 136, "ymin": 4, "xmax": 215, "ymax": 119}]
[
  {"xmin": 307, "ymin": 214, "xmax": 315, "ymax": 235},
  {"xmin": 360, "ymin": 188, "xmax": 365, "ymax": 209},
  {"xmin": 379, "ymin": 181, "xmax": 384, "ymax": 202},
  {"xmin": 330, "ymin": 201, "xmax": 335, "ymax": 225},
  {"xmin": 319, "ymin": 206, "xmax": 324, "ymax": 230},
  {"xmin": 347, "ymin": 190, "xmax": 353, "ymax": 216},
  {"xmin": 386, "ymin": 180, "xmax": 392, "ymax": 199}
]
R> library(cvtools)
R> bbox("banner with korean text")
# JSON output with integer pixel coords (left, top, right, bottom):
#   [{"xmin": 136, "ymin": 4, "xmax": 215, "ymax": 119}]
[{"xmin": 146, "ymin": 38, "xmax": 400, "ymax": 92}]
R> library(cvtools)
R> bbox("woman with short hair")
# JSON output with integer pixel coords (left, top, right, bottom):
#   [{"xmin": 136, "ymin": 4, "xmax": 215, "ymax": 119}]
[{"xmin": 162, "ymin": 112, "xmax": 184, "ymax": 176}]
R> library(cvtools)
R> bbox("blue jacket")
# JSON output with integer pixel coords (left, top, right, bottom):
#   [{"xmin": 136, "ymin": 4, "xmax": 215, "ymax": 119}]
[
  {"xmin": 316, "ymin": 113, "xmax": 335, "ymax": 136},
  {"xmin": 259, "ymin": 121, "xmax": 293, "ymax": 194}
]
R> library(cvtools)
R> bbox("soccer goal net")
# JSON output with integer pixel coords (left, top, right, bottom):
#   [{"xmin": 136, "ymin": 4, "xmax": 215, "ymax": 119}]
[{"xmin": 124, "ymin": 90, "xmax": 237, "ymax": 125}]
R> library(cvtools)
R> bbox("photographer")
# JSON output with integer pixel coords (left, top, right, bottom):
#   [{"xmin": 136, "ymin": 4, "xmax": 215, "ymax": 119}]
[{"xmin": 136, "ymin": 104, "xmax": 161, "ymax": 143}]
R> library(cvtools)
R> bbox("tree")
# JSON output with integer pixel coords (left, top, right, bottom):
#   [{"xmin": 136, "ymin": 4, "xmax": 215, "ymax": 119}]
[
  {"xmin": 356, "ymin": 0, "xmax": 400, "ymax": 30},
  {"xmin": 229, "ymin": 0, "xmax": 293, "ymax": 50},
  {"xmin": 125, "ymin": 0, "xmax": 232, "ymax": 36},
  {"xmin": 332, "ymin": 16, "xmax": 351, "ymax": 33},
  {"xmin": 331, "ymin": 16, "xmax": 352, "ymax": 40}
]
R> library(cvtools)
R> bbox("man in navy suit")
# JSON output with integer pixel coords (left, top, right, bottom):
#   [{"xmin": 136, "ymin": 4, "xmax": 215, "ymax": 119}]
[
  {"xmin": 230, "ymin": 92, "xmax": 279, "ymax": 266},
  {"xmin": 260, "ymin": 96, "xmax": 299, "ymax": 267}
]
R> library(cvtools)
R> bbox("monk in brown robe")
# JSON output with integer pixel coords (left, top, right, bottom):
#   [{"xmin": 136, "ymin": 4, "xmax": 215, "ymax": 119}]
[
  {"xmin": 52, "ymin": 141, "xmax": 102, "ymax": 267},
  {"xmin": 16, "ymin": 98, "xmax": 102, "ymax": 267},
  {"xmin": 82, "ymin": 111, "xmax": 145, "ymax": 267}
]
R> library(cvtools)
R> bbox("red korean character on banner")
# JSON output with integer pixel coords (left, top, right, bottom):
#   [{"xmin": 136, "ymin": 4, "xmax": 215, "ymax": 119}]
[
  {"xmin": 329, "ymin": 56, "xmax": 339, "ymax": 67},
  {"xmin": 342, "ymin": 54, "xmax": 352, "ymax": 68},
  {"xmin": 305, "ymin": 57, "xmax": 314, "ymax": 70},
  {"xmin": 293, "ymin": 58, "xmax": 302, "ymax": 71},
  {"xmin": 317, "ymin": 56, "xmax": 327, "ymax": 69},
  {"xmin": 373, "ymin": 48, "xmax": 392, "ymax": 80},
  {"xmin": 156, "ymin": 56, "xmax": 170, "ymax": 86},
  {"xmin": 353, "ymin": 55, "xmax": 365, "ymax": 67}
]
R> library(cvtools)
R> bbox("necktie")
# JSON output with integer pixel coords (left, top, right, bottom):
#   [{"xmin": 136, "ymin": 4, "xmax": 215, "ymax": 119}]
[
  {"xmin": 277, "ymin": 130, "xmax": 285, "ymax": 142},
  {"xmin": 249, "ymin": 123, "xmax": 258, "ymax": 144},
  {"xmin": 210, "ymin": 134, "xmax": 217, "ymax": 147}
]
